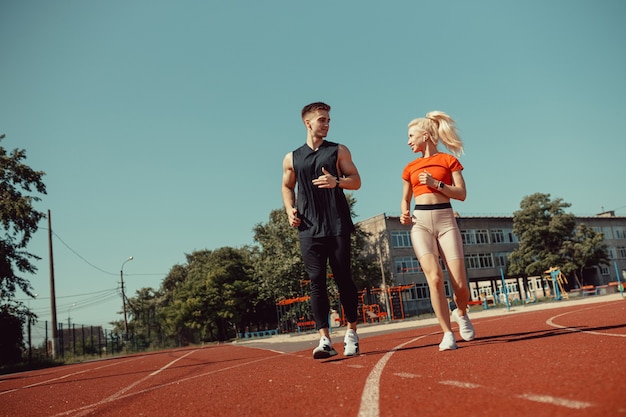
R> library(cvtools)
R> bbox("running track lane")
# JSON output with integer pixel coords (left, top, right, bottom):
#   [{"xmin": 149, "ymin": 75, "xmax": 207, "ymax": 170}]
[{"xmin": 1, "ymin": 299, "xmax": 624, "ymax": 417}]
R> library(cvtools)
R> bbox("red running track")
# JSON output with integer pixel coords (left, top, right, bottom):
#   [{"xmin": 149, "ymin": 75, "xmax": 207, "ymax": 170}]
[{"xmin": 1, "ymin": 295, "xmax": 624, "ymax": 417}]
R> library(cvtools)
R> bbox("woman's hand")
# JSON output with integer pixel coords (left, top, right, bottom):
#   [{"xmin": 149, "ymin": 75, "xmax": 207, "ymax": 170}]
[
  {"xmin": 400, "ymin": 210, "xmax": 412, "ymax": 225},
  {"xmin": 418, "ymin": 170, "xmax": 434, "ymax": 187}
]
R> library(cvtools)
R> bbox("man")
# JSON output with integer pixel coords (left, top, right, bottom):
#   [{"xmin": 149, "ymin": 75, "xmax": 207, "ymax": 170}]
[{"xmin": 281, "ymin": 102, "xmax": 362, "ymax": 359}]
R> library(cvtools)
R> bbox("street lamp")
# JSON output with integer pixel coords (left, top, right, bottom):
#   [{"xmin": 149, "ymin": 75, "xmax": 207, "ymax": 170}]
[
  {"xmin": 67, "ymin": 303, "xmax": 76, "ymax": 355},
  {"xmin": 120, "ymin": 256, "xmax": 134, "ymax": 339},
  {"xmin": 67, "ymin": 303, "xmax": 76, "ymax": 329}
]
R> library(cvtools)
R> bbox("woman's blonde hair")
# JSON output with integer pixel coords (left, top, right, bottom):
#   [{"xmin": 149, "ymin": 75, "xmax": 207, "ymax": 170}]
[{"xmin": 408, "ymin": 111, "xmax": 464, "ymax": 156}]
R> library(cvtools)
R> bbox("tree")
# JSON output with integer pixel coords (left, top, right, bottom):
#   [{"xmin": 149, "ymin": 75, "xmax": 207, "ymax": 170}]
[
  {"xmin": 507, "ymin": 193, "xmax": 607, "ymax": 287},
  {"xmin": 0, "ymin": 304, "xmax": 26, "ymax": 365},
  {"xmin": 560, "ymin": 224, "xmax": 609, "ymax": 287},
  {"xmin": 252, "ymin": 208, "xmax": 306, "ymax": 304},
  {"xmin": 160, "ymin": 247, "xmax": 257, "ymax": 343},
  {"xmin": 126, "ymin": 287, "xmax": 164, "ymax": 349},
  {"xmin": 0, "ymin": 136, "xmax": 47, "ymax": 364}
]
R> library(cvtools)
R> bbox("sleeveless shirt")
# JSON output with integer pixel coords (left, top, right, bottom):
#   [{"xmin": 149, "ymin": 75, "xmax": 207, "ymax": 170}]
[{"xmin": 292, "ymin": 141, "xmax": 354, "ymax": 237}]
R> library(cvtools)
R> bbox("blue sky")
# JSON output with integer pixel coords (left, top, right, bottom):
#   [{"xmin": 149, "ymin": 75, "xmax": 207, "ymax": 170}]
[{"xmin": 2, "ymin": 0, "xmax": 625, "ymax": 336}]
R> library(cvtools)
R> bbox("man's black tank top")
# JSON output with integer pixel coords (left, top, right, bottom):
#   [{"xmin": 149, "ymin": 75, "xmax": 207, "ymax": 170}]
[{"xmin": 292, "ymin": 141, "xmax": 354, "ymax": 237}]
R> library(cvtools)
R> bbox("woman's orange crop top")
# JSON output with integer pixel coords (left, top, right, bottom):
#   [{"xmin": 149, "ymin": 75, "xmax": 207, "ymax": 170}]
[{"xmin": 402, "ymin": 153, "xmax": 463, "ymax": 198}]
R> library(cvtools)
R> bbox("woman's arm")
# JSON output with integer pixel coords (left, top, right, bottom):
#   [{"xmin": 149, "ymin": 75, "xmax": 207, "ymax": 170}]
[{"xmin": 400, "ymin": 180, "xmax": 413, "ymax": 225}]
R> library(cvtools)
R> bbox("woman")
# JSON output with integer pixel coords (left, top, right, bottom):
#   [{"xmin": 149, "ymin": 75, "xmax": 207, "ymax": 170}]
[{"xmin": 400, "ymin": 111, "xmax": 475, "ymax": 351}]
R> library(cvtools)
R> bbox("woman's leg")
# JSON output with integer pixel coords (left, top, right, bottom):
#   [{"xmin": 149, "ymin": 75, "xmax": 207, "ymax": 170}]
[
  {"xmin": 435, "ymin": 210, "xmax": 469, "ymax": 314},
  {"xmin": 447, "ymin": 258, "xmax": 470, "ymax": 315},
  {"xmin": 420, "ymin": 253, "xmax": 453, "ymax": 333}
]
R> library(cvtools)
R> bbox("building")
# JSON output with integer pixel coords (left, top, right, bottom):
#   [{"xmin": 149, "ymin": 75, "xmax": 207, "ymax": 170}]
[{"xmin": 357, "ymin": 211, "xmax": 626, "ymax": 317}]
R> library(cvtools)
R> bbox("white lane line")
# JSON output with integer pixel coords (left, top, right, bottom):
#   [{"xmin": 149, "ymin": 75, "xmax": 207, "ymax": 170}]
[
  {"xmin": 0, "ymin": 357, "xmax": 140, "ymax": 396},
  {"xmin": 357, "ymin": 333, "xmax": 436, "ymax": 417},
  {"xmin": 546, "ymin": 306, "xmax": 626, "ymax": 337},
  {"xmin": 355, "ymin": 306, "xmax": 609, "ymax": 417},
  {"xmin": 149, "ymin": 350, "xmax": 195, "ymax": 376},
  {"xmin": 48, "ymin": 349, "xmax": 283, "ymax": 417},
  {"xmin": 439, "ymin": 380, "xmax": 481, "ymax": 389},
  {"xmin": 517, "ymin": 393, "xmax": 593, "ymax": 409},
  {"xmin": 70, "ymin": 350, "xmax": 198, "ymax": 417},
  {"xmin": 394, "ymin": 372, "xmax": 419, "ymax": 379}
]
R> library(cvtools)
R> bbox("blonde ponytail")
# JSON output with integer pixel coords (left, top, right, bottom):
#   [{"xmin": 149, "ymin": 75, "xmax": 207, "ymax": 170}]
[{"xmin": 409, "ymin": 111, "xmax": 464, "ymax": 156}]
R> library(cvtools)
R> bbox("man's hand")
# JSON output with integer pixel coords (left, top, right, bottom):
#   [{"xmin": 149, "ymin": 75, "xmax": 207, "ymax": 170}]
[
  {"xmin": 287, "ymin": 207, "xmax": 301, "ymax": 228},
  {"xmin": 312, "ymin": 167, "xmax": 338, "ymax": 188}
]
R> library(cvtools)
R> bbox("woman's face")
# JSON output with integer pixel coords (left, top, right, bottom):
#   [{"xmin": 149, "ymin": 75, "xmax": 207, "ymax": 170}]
[{"xmin": 407, "ymin": 126, "xmax": 426, "ymax": 153}]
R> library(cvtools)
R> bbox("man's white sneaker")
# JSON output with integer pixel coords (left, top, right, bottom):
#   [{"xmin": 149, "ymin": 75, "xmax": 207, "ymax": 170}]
[
  {"xmin": 313, "ymin": 336, "xmax": 338, "ymax": 359},
  {"xmin": 343, "ymin": 329, "xmax": 360, "ymax": 356},
  {"xmin": 452, "ymin": 309, "xmax": 475, "ymax": 341},
  {"xmin": 438, "ymin": 332, "xmax": 457, "ymax": 351}
]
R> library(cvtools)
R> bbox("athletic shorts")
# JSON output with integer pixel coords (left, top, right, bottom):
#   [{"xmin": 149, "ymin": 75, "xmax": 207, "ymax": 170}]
[{"xmin": 410, "ymin": 203, "xmax": 464, "ymax": 261}]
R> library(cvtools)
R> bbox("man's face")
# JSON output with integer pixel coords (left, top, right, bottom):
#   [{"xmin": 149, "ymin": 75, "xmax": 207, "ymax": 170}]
[{"xmin": 306, "ymin": 110, "xmax": 330, "ymax": 138}]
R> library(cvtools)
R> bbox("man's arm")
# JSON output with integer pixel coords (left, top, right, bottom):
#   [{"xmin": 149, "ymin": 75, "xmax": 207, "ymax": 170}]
[
  {"xmin": 281, "ymin": 152, "xmax": 301, "ymax": 228},
  {"xmin": 336, "ymin": 144, "xmax": 361, "ymax": 190}
]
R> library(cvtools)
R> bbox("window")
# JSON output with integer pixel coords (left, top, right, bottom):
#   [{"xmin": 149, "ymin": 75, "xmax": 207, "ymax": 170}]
[
  {"xmin": 461, "ymin": 230, "xmax": 475, "ymax": 245},
  {"xmin": 412, "ymin": 283, "xmax": 429, "ymax": 300},
  {"xmin": 616, "ymin": 228, "xmax": 626, "ymax": 239},
  {"xmin": 394, "ymin": 256, "xmax": 421, "ymax": 274},
  {"xmin": 494, "ymin": 252, "xmax": 509, "ymax": 267},
  {"xmin": 391, "ymin": 230, "xmax": 412, "ymax": 248},
  {"xmin": 478, "ymin": 253, "xmax": 494, "ymax": 268},
  {"xmin": 465, "ymin": 253, "xmax": 494, "ymax": 269},
  {"xmin": 475, "ymin": 229, "xmax": 490, "ymax": 244},
  {"xmin": 607, "ymin": 247, "xmax": 615, "ymax": 259},
  {"xmin": 596, "ymin": 227, "xmax": 611, "ymax": 239},
  {"xmin": 600, "ymin": 265, "xmax": 610, "ymax": 275},
  {"xmin": 504, "ymin": 229, "xmax": 518, "ymax": 243},
  {"xmin": 465, "ymin": 254, "xmax": 480, "ymax": 269},
  {"xmin": 491, "ymin": 229, "xmax": 505, "ymax": 244},
  {"xmin": 618, "ymin": 247, "xmax": 626, "ymax": 259}
]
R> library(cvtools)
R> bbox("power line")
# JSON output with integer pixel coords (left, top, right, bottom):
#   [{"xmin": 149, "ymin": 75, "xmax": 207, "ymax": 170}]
[
  {"xmin": 17, "ymin": 288, "xmax": 118, "ymax": 302},
  {"xmin": 38, "ymin": 227, "xmax": 167, "ymax": 277},
  {"xmin": 39, "ymin": 227, "xmax": 116, "ymax": 275}
]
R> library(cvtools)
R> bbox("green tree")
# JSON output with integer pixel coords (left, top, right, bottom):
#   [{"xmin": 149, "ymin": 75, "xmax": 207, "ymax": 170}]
[
  {"xmin": 508, "ymin": 193, "xmax": 576, "ymax": 277},
  {"xmin": 160, "ymin": 247, "xmax": 256, "ymax": 343},
  {"xmin": 560, "ymin": 223, "xmax": 609, "ymax": 287},
  {"xmin": 0, "ymin": 305, "xmax": 26, "ymax": 364},
  {"xmin": 126, "ymin": 287, "xmax": 164, "ymax": 349},
  {"xmin": 252, "ymin": 208, "xmax": 306, "ymax": 304},
  {"xmin": 0, "ymin": 136, "xmax": 47, "ymax": 365},
  {"xmin": 506, "ymin": 192, "xmax": 611, "ymax": 290}
]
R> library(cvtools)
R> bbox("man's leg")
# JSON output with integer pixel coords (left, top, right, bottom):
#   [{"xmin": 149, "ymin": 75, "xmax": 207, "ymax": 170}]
[
  {"xmin": 328, "ymin": 234, "xmax": 360, "ymax": 355},
  {"xmin": 300, "ymin": 237, "xmax": 337, "ymax": 359}
]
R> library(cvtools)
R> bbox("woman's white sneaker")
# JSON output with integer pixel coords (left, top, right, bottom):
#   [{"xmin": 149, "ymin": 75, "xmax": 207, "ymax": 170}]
[
  {"xmin": 452, "ymin": 309, "xmax": 475, "ymax": 341},
  {"xmin": 438, "ymin": 332, "xmax": 457, "ymax": 351}
]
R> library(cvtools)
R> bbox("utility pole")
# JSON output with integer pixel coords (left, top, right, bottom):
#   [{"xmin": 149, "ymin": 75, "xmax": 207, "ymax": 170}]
[
  {"xmin": 48, "ymin": 210, "xmax": 59, "ymax": 358},
  {"xmin": 120, "ymin": 256, "xmax": 133, "ymax": 340}
]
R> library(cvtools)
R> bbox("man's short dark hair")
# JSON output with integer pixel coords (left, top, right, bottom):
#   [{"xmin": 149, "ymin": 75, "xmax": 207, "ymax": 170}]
[{"xmin": 301, "ymin": 102, "xmax": 331, "ymax": 120}]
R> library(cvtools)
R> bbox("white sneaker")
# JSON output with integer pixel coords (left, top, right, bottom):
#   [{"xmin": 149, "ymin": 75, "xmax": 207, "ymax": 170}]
[
  {"xmin": 452, "ymin": 309, "xmax": 475, "ymax": 341},
  {"xmin": 343, "ymin": 329, "xmax": 360, "ymax": 356},
  {"xmin": 313, "ymin": 336, "xmax": 338, "ymax": 359},
  {"xmin": 438, "ymin": 332, "xmax": 457, "ymax": 351}
]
